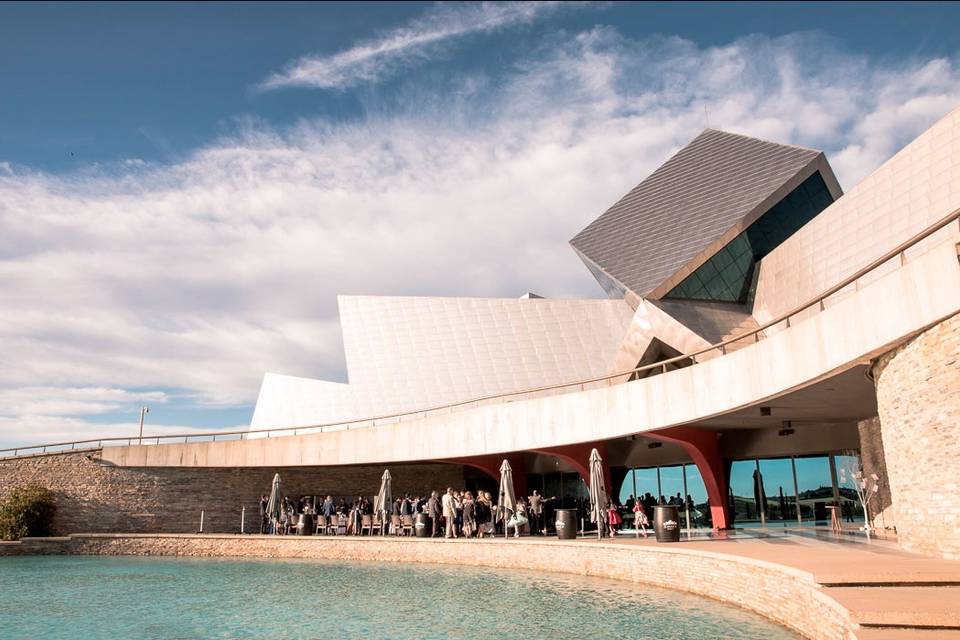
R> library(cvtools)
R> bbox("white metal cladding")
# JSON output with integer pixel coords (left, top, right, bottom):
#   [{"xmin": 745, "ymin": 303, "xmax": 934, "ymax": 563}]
[
  {"xmin": 251, "ymin": 296, "xmax": 634, "ymax": 429},
  {"xmin": 753, "ymin": 106, "xmax": 960, "ymax": 326}
]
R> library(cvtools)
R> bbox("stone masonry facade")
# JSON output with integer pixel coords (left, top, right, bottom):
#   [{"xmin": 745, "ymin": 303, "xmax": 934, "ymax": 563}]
[
  {"xmin": 0, "ymin": 535, "xmax": 855, "ymax": 640},
  {"xmin": 0, "ymin": 452, "xmax": 464, "ymax": 535},
  {"xmin": 873, "ymin": 312, "xmax": 960, "ymax": 559},
  {"xmin": 856, "ymin": 417, "xmax": 894, "ymax": 531}
]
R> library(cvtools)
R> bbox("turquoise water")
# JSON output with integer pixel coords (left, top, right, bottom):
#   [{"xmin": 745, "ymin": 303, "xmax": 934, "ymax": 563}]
[{"xmin": 0, "ymin": 556, "xmax": 798, "ymax": 639}]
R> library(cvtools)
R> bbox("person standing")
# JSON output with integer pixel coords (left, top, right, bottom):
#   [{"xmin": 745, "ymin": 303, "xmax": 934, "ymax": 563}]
[
  {"xmin": 258, "ymin": 495, "xmax": 268, "ymax": 535},
  {"xmin": 508, "ymin": 498, "xmax": 529, "ymax": 538},
  {"xmin": 322, "ymin": 495, "xmax": 335, "ymax": 519},
  {"xmin": 607, "ymin": 499, "xmax": 623, "ymax": 537},
  {"xmin": 527, "ymin": 490, "xmax": 554, "ymax": 536},
  {"xmin": 426, "ymin": 491, "xmax": 442, "ymax": 537},
  {"xmin": 462, "ymin": 492, "xmax": 476, "ymax": 538},
  {"xmin": 442, "ymin": 487, "xmax": 457, "ymax": 538},
  {"xmin": 633, "ymin": 499, "xmax": 650, "ymax": 538}
]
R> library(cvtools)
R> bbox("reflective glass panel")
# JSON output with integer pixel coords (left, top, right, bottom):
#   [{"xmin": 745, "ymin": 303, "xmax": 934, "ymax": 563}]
[
  {"xmin": 618, "ymin": 470, "xmax": 635, "ymax": 506},
  {"xmin": 759, "ymin": 458, "xmax": 796, "ymax": 524},
  {"xmin": 633, "ymin": 467, "xmax": 659, "ymax": 503},
  {"xmin": 794, "ymin": 456, "xmax": 834, "ymax": 524},
  {"xmin": 683, "ymin": 464, "xmax": 710, "ymax": 528},
  {"xmin": 834, "ymin": 454, "xmax": 866, "ymax": 523},
  {"xmin": 660, "ymin": 465, "xmax": 685, "ymax": 506},
  {"xmin": 729, "ymin": 459, "xmax": 760, "ymax": 524}
]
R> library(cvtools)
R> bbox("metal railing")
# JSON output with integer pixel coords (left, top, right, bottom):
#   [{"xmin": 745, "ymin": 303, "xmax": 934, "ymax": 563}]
[{"xmin": 3, "ymin": 207, "xmax": 959, "ymax": 460}]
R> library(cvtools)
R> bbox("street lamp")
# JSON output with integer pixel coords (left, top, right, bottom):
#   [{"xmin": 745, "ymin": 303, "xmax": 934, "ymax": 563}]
[{"xmin": 138, "ymin": 406, "xmax": 150, "ymax": 444}]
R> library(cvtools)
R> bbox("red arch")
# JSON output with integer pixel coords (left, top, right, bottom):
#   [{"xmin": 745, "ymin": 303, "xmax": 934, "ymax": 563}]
[{"xmin": 647, "ymin": 426, "xmax": 729, "ymax": 530}]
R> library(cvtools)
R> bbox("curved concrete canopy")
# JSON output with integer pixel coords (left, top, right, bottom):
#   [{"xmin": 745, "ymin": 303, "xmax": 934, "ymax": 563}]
[{"xmin": 102, "ymin": 234, "xmax": 960, "ymax": 468}]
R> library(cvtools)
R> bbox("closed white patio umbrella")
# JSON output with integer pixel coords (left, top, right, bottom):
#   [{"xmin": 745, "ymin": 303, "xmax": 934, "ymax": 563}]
[
  {"xmin": 376, "ymin": 469, "xmax": 392, "ymax": 535},
  {"xmin": 498, "ymin": 459, "xmax": 517, "ymax": 539},
  {"xmin": 265, "ymin": 473, "xmax": 282, "ymax": 533},
  {"xmin": 588, "ymin": 449, "xmax": 607, "ymax": 540}
]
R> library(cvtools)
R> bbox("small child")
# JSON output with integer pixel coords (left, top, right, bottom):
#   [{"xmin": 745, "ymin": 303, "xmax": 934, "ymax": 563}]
[
  {"xmin": 607, "ymin": 502, "xmax": 623, "ymax": 537},
  {"xmin": 632, "ymin": 501, "xmax": 649, "ymax": 539}
]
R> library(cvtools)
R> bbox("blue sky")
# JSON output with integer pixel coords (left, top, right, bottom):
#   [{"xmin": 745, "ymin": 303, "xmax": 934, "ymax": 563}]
[{"xmin": 1, "ymin": 1, "xmax": 959, "ymax": 447}]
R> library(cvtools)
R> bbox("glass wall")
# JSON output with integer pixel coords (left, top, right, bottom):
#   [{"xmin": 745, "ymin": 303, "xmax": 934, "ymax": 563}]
[
  {"xmin": 727, "ymin": 453, "xmax": 861, "ymax": 528},
  {"xmin": 729, "ymin": 459, "xmax": 759, "ymax": 524},
  {"xmin": 759, "ymin": 458, "xmax": 795, "ymax": 522},
  {"xmin": 684, "ymin": 465, "xmax": 710, "ymax": 528},
  {"xmin": 616, "ymin": 464, "xmax": 709, "ymax": 529},
  {"xmin": 794, "ymin": 456, "xmax": 834, "ymax": 524},
  {"xmin": 833, "ymin": 454, "xmax": 866, "ymax": 523},
  {"xmin": 659, "ymin": 466, "xmax": 685, "ymax": 505}
]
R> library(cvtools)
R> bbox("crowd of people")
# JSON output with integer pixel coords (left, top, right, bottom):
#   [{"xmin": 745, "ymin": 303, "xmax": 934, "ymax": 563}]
[
  {"xmin": 256, "ymin": 488, "xmax": 566, "ymax": 538},
  {"xmin": 255, "ymin": 486, "xmax": 699, "ymax": 538}
]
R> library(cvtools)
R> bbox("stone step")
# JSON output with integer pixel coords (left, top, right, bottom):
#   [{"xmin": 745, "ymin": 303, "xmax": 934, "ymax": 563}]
[
  {"xmin": 856, "ymin": 628, "xmax": 960, "ymax": 640},
  {"xmin": 826, "ymin": 585, "xmax": 960, "ymax": 629}
]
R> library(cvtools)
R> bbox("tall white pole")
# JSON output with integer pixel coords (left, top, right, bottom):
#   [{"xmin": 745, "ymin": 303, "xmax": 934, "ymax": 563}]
[{"xmin": 241, "ymin": 506, "xmax": 245, "ymax": 534}]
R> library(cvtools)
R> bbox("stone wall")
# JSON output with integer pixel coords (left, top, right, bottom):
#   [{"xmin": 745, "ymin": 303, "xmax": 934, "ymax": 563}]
[
  {"xmin": 0, "ymin": 534, "xmax": 855, "ymax": 640},
  {"xmin": 873, "ymin": 312, "xmax": 960, "ymax": 559},
  {"xmin": 856, "ymin": 416, "xmax": 894, "ymax": 531},
  {"xmin": 0, "ymin": 452, "xmax": 464, "ymax": 535}
]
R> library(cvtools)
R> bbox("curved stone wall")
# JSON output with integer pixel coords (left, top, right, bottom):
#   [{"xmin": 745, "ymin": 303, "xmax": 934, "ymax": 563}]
[
  {"xmin": 874, "ymin": 312, "xmax": 960, "ymax": 560},
  {"xmin": 1, "ymin": 534, "xmax": 855, "ymax": 640}
]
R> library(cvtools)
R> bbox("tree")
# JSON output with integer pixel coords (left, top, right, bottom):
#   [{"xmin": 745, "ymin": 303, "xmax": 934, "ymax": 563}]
[
  {"xmin": 838, "ymin": 455, "xmax": 880, "ymax": 539},
  {"xmin": 0, "ymin": 484, "xmax": 57, "ymax": 541}
]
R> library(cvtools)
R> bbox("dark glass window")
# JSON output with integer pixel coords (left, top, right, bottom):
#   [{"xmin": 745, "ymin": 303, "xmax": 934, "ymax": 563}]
[{"xmin": 665, "ymin": 171, "xmax": 835, "ymax": 303}]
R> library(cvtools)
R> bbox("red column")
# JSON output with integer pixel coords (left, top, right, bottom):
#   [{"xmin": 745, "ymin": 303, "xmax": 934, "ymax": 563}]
[{"xmin": 647, "ymin": 426, "xmax": 729, "ymax": 530}]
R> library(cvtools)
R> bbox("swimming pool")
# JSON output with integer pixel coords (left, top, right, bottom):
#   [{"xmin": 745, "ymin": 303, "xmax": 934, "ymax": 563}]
[{"xmin": 0, "ymin": 556, "xmax": 798, "ymax": 639}]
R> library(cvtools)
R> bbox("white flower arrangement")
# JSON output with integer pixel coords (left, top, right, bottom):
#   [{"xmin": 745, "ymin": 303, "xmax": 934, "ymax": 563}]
[{"xmin": 838, "ymin": 459, "xmax": 881, "ymax": 539}]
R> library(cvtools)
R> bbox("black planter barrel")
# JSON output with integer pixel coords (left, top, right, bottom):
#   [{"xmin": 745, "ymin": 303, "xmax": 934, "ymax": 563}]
[
  {"xmin": 555, "ymin": 508, "xmax": 577, "ymax": 540},
  {"xmin": 414, "ymin": 513, "xmax": 431, "ymax": 538},
  {"xmin": 296, "ymin": 513, "xmax": 314, "ymax": 536},
  {"xmin": 653, "ymin": 505, "xmax": 680, "ymax": 542}
]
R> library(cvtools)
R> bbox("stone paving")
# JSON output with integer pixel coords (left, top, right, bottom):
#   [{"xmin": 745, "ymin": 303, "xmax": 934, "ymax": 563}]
[{"xmin": 600, "ymin": 531, "xmax": 960, "ymax": 638}]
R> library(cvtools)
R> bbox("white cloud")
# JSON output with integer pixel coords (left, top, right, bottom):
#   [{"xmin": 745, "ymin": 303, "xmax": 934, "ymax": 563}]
[
  {"xmin": 260, "ymin": 1, "xmax": 576, "ymax": 90},
  {"xmin": 1, "ymin": 30, "xmax": 958, "ymax": 447},
  {"xmin": 0, "ymin": 386, "xmax": 167, "ymax": 417}
]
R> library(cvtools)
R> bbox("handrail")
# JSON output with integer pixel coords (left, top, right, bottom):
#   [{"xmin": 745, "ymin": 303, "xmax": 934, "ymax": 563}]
[{"xmin": 3, "ymin": 206, "xmax": 959, "ymax": 458}]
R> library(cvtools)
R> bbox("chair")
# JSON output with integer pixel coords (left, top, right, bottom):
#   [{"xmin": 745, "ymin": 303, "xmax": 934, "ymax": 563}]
[
  {"xmin": 315, "ymin": 515, "xmax": 327, "ymax": 535},
  {"xmin": 401, "ymin": 515, "xmax": 414, "ymax": 537},
  {"xmin": 391, "ymin": 515, "xmax": 402, "ymax": 536},
  {"xmin": 372, "ymin": 514, "xmax": 383, "ymax": 535},
  {"xmin": 360, "ymin": 515, "xmax": 372, "ymax": 536}
]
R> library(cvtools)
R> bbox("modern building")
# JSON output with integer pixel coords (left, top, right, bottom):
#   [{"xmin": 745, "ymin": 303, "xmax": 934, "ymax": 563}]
[{"xmin": 4, "ymin": 107, "xmax": 959, "ymax": 560}]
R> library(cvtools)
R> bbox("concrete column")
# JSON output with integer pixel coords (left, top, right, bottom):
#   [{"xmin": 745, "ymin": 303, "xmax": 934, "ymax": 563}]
[{"xmin": 647, "ymin": 426, "xmax": 730, "ymax": 530}]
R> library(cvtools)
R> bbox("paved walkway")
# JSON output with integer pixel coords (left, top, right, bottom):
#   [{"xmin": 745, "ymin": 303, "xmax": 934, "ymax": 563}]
[{"xmin": 594, "ymin": 531, "xmax": 960, "ymax": 638}]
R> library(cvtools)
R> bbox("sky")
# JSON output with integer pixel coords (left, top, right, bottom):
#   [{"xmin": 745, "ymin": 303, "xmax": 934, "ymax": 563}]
[{"xmin": 1, "ymin": 1, "xmax": 959, "ymax": 448}]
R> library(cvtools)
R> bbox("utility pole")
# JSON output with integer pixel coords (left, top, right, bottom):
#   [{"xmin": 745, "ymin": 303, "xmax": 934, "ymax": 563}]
[{"xmin": 138, "ymin": 406, "xmax": 150, "ymax": 444}]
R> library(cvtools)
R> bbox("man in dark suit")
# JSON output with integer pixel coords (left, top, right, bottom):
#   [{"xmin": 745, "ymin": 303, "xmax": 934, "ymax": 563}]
[
  {"xmin": 527, "ymin": 490, "xmax": 554, "ymax": 535},
  {"xmin": 426, "ymin": 491, "xmax": 442, "ymax": 537},
  {"xmin": 258, "ymin": 495, "xmax": 268, "ymax": 534}
]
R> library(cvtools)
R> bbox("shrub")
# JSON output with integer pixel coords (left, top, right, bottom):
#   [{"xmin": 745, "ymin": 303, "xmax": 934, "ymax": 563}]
[{"xmin": 0, "ymin": 484, "xmax": 57, "ymax": 541}]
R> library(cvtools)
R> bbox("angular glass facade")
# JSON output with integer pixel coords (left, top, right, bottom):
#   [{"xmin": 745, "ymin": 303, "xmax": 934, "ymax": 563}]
[{"xmin": 665, "ymin": 171, "xmax": 835, "ymax": 303}]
